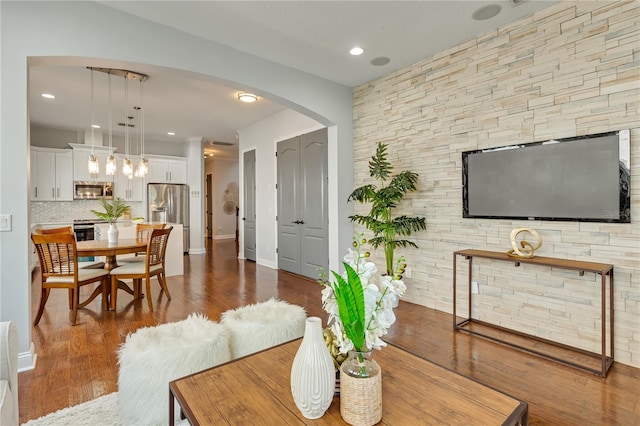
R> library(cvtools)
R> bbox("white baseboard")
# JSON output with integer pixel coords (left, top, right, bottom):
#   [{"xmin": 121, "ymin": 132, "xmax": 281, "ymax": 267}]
[
  {"xmin": 213, "ymin": 234, "xmax": 235, "ymax": 240},
  {"xmin": 257, "ymin": 259, "xmax": 277, "ymax": 269},
  {"xmin": 188, "ymin": 248, "xmax": 207, "ymax": 255},
  {"xmin": 17, "ymin": 342, "xmax": 37, "ymax": 372}
]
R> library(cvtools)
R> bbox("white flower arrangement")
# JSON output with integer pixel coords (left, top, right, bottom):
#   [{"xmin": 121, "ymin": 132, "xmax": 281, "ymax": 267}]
[{"xmin": 318, "ymin": 233, "xmax": 407, "ymax": 354}]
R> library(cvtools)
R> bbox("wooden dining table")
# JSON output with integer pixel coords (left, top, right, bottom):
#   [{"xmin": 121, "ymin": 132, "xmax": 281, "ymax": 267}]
[{"xmin": 76, "ymin": 238, "xmax": 148, "ymax": 310}]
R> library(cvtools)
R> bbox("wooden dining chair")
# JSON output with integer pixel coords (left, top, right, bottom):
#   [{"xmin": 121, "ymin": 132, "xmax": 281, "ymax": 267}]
[
  {"xmin": 35, "ymin": 226, "xmax": 106, "ymax": 269},
  {"xmin": 34, "ymin": 226, "xmax": 73, "ymax": 235},
  {"xmin": 31, "ymin": 233, "xmax": 110, "ymax": 325},
  {"xmin": 109, "ymin": 226, "xmax": 173, "ymax": 311},
  {"xmin": 118, "ymin": 223, "xmax": 166, "ymax": 263}
]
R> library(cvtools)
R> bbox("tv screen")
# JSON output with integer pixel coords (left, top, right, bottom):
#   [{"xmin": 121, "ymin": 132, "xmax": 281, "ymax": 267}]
[{"xmin": 462, "ymin": 130, "xmax": 630, "ymax": 223}]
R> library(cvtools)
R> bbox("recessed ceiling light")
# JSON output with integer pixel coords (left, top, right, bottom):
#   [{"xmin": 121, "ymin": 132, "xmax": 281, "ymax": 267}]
[
  {"xmin": 349, "ymin": 47, "xmax": 365, "ymax": 56},
  {"xmin": 41, "ymin": 93, "xmax": 55, "ymax": 99},
  {"xmin": 167, "ymin": 132, "xmax": 175, "ymax": 136},
  {"xmin": 472, "ymin": 4, "xmax": 502, "ymax": 21},
  {"xmin": 91, "ymin": 124, "xmax": 101, "ymax": 129},
  {"xmin": 237, "ymin": 93, "xmax": 257, "ymax": 103}
]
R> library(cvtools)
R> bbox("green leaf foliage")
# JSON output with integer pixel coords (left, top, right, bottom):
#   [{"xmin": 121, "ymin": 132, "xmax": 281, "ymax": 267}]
[
  {"xmin": 90, "ymin": 197, "xmax": 130, "ymax": 224},
  {"xmin": 331, "ymin": 263, "xmax": 365, "ymax": 351},
  {"xmin": 348, "ymin": 142, "xmax": 426, "ymax": 275}
]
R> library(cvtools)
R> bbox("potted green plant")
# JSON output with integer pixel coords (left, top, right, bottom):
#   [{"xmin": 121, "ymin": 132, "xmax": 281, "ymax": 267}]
[
  {"xmin": 348, "ymin": 142, "xmax": 426, "ymax": 276},
  {"xmin": 91, "ymin": 197, "xmax": 130, "ymax": 243}
]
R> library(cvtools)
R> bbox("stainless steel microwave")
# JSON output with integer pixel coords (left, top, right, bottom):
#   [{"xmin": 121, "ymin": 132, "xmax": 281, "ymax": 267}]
[{"xmin": 73, "ymin": 181, "xmax": 113, "ymax": 200}]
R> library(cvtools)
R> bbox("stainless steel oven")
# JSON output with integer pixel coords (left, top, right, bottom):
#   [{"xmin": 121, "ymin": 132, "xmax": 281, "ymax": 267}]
[{"xmin": 73, "ymin": 219, "xmax": 107, "ymax": 260}]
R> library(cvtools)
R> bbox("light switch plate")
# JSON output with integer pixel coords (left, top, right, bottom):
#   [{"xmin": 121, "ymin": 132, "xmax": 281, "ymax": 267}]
[{"xmin": 0, "ymin": 214, "xmax": 12, "ymax": 231}]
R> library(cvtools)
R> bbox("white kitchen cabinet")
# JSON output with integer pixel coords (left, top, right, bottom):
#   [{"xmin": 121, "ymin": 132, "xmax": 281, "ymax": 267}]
[
  {"xmin": 30, "ymin": 148, "xmax": 73, "ymax": 201},
  {"xmin": 147, "ymin": 156, "xmax": 187, "ymax": 183},
  {"xmin": 72, "ymin": 146, "xmax": 115, "ymax": 183},
  {"xmin": 113, "ymin": 154, "xmax": 144, "ymax": 201}
]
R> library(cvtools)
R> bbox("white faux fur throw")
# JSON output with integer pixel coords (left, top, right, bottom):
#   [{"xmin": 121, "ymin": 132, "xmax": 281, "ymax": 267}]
[
  {"xmin": 117, "ymin": 313, "xmax": 231, "ymax": 426},
  {"xmin": 21, "ymin": 392, "xmax": 190, "ymax": 426},
  {"xmin": 221, "ymin": 298, "xmax": 307, "ymax": 359}
]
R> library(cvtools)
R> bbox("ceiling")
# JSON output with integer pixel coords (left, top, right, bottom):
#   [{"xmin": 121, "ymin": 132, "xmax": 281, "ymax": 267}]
[{"xmin": 29, "ymin": 0, "xmax": 558, "ymax": 158}]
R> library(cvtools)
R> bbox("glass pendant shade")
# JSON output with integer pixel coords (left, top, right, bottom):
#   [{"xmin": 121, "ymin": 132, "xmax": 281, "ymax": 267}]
[
  {"xmin": 136, "ymin": 158, "xmax": 148, "ymax": 177},
  {"xmin": 88, "ymin": 154, "xmax": 100, "ymax": 174},
  {"xmin": 122, "ymin": 158, "xmax": 133, "ymax": 177},
  {"xmin": 106, "ymin": 154, "xmax": 117, "ymax": 175}
]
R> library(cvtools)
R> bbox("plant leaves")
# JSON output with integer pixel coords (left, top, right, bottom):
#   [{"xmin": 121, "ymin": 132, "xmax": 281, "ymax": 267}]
[
  {"xmin": 369, "ymin": 142, "xmax": 392, "ymax": 181},
  {"xmin": 331, "ymin": 263, "xmax": 365, "ymax": 351}
]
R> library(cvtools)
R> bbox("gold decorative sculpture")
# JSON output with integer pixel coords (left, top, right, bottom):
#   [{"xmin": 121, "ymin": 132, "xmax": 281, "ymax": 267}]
[{"xmin": 507, "ymin": 227, "xmax": 542, "ymax": 258}]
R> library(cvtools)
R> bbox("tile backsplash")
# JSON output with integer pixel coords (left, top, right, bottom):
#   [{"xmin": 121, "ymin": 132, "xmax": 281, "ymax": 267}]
[{"xmin": 31, "ymin": 200, "xmax": 144, "ymax": 224}]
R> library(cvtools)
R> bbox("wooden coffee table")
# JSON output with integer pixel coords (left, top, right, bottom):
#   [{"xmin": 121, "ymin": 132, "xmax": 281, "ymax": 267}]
[{"xmin": 169, "ymin": 340, "xmax": 528, "ymax": 425}]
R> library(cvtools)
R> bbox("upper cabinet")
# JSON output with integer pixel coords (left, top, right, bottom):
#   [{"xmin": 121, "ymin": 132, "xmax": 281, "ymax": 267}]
[
  {"xmin": 71, "ymin": 145, "xmax": 114, "ymax": 183},
  {"xmin": 147, "ymin": 156, "xmax": 187, "ymax": 184},
  {"xmin": 113, "ymin": 154, "xmax": 144, "ymax": 202},
  {"xmin": 31, "ymin": 148, "xmax": 73, "ymax": 201}
]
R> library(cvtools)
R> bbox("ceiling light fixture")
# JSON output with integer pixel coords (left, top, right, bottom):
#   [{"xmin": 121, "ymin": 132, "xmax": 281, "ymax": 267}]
[
  {"xmin": 105, "ymin": 72, "xmax": 117, "ymax": 176},
  {"xmin": 89, "ymin": 67, "xmax": 148, "ymax": 177},
  {"xmin": 237, "ymin": 93, "xmax": 257, "ymax": 103},
  {"xmin": 167, "ymin": 132, "xmax": 175, "ymax": 136},
  {"xmin": 122, "ymin": 78, "xmax": 133, "ymax": 180},
  {"xmin": 349, "ymin": 47, "xmax": 365, "ymax": 56},
  {"xmin": 41, "ymin": 93, "xmax": 55, "ymax": 99},
  {"xmin": 135, "ymin": 78, "xmax": 148, "ymax": 178},
  {"xmin": 87, "ymin": 68, "xmax": 100, "ymax": 175}
]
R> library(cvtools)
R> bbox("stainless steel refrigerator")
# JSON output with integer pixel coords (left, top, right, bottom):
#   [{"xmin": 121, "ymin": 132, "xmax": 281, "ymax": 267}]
[{"xmin": 147, "ymin": 183, "xmax": 190, "ymax": 253}]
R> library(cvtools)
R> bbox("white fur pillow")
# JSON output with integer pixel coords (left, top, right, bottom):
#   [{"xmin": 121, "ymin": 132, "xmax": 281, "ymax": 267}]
[
  {"xmin": 221, "ymin": 298, "xmax": 306, "ymax": 359},
  {"xmin": 117, "ymin": 313, "xmax": 231, "ymax": 425}
]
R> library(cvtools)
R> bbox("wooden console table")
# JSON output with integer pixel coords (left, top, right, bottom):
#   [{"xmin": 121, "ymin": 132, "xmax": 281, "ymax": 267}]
[{"xmin": 453, "ymin": 249, "xmax": 614, "ymax": 377}]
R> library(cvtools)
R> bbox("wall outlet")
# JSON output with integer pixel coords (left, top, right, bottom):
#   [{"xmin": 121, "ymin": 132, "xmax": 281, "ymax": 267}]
[
  {"xmin": 404, "ymin": 267, "xmax": 412, "ymax": 279},
  {"xmin": 471, "ymin": 281, "xmax": 479, "ymax": 294}
]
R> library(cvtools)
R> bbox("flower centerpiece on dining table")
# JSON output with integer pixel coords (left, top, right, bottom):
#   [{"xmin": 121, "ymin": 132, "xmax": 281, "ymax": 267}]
[{"xmin": 318, "ymin": 232, "xmax": 406, "ymax": 426}]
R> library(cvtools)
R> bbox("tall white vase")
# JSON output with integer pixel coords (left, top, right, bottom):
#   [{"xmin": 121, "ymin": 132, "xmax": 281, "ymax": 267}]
[
  {"xmin": 107, "ymin": 223, "xmax": 119, "ymax": 244},
  {"xmin": 290, "ymin": 317, "xmax": 335, "ymax": 419}
]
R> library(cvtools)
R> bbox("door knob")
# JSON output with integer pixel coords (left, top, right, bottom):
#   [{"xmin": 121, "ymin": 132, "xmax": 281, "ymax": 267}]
[{"xmin": 299, "ymin": 220, "xmax": 305, "ymax": 225}]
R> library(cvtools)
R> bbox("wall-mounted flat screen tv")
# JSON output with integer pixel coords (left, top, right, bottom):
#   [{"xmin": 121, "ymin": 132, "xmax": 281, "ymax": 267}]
[{"xmin": 462, "ymin": 129, "xmax": 630, "ymax": 223}]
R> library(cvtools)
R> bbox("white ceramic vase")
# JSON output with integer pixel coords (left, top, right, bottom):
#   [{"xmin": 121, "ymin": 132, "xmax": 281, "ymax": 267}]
[
  {"xmin": 107, "ymin": 223, "xmax": 119, "ymax": 244},
  {"xmin": 290, "ymin": 317, "xmax": 335, "ymax": 419}
]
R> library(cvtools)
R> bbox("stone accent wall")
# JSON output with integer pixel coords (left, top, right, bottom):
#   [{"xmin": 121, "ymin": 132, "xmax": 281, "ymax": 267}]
[{"xmin": 353, "ymin": 1, "xmax": 639, "ymax": 367}]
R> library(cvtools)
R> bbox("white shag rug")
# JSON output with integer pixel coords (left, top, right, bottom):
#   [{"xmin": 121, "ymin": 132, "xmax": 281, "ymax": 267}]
[
  {"xmin": 21, "ymin": 393, "xmax": 123, "ymax": 426},
  {"xmin": 21, "ymin": 392, "xmax": 189, "ymax": 426}
]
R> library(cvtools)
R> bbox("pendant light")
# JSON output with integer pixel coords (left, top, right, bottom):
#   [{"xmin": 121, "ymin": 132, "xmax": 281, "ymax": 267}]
[
  {"xmin": 105, "ymin": 71, "xmax": 117, "ymax": 175},
  {"xmin": 122, "ymin": 77, "xmax": 133, "ymax": 178},
  {"xmin": 135, "ymin": 78, "xmax": 148, "ymax": 177},
  {"xmin": 87, "ymin": 68, "xmax": 100, "ymax": 175},
  {"xmin": 89, "ymin": 67, "xmax": 147, "ymax": 176}
]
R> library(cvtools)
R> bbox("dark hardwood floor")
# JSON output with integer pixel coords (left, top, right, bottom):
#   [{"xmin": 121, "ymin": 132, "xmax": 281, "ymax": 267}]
[{"xmin": 19, "ymin": 239, "xmax": 640, "ymax": 424}]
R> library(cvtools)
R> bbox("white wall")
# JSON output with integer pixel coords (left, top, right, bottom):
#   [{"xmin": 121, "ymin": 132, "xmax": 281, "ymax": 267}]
[
  {"xmin": 238, "ymin": 110, "xmax": 325, "ymax": 268},
  {"xmin": 0, "ymin": 1, "xmax": 353, "ymax": 370}
]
